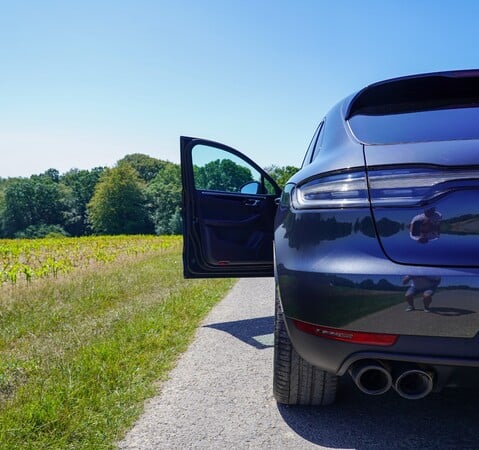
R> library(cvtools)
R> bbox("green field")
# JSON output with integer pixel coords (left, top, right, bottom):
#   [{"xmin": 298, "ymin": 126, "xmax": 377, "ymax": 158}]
[{"xmin": 0, "ymin": 235, "xmax": 234, "ymax": 449}]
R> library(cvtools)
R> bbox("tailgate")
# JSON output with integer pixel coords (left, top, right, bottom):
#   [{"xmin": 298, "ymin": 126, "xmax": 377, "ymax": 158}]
[{"xmin": 364, "ymin": 140, "xmax": 479, "ymax": 267}]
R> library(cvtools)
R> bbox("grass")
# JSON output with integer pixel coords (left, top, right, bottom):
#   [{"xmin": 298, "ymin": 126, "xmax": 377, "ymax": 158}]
[{"xmin": 0, "ymin": 236, "xmax": 235, "ymax": 449}]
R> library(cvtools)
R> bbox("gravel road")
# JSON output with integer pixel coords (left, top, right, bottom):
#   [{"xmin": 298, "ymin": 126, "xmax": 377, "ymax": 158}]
[{"xmin": 119, "ymin": 278, "xmax": 479, "ymax": 449}]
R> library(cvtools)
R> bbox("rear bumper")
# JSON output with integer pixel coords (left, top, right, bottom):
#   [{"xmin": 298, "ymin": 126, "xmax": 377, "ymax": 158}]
[
  {"xmin": 285, "ymin": 315, "xmax": 479, "ymax": 375},
  {"xmin": 279, "ymin": 269, "xmax": 479, "ymax": 339},
  {"xmin": 275, "ymin": 208, "xmax": 479, "ymax": 373}
]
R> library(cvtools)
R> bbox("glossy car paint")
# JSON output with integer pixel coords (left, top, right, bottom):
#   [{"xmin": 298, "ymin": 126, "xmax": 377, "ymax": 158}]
[
  {"xmin": 182, "ymin": 70, "xmax": 479, "ymax": 381},
  {"xmin": 274, "ymin": 71, "xmax": 479, "ymax": 374},
  {"xmin": 275, "ymin": 202, "xmax": 479, "ymax": 372}
]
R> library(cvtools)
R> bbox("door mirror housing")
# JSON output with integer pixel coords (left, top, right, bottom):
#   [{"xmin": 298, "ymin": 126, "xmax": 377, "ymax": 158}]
[{"xmin": 240, "ymin": 181, "xmax": 263, "ymax": 195}]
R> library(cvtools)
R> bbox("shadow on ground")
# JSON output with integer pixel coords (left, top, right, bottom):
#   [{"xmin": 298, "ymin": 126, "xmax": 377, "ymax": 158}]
[
  {"xmin": 205, "ymin": 316, "xmax": 274, "ymax": 349},
  {"xmin": 205, "ymin": 315, "xmax": 479, "ymax": 449},
  {"xmin": 428, "ymin": 306, "xmax": 475, "ymax": 316},
  {"xmin": 278, "ymin": 375, "xmax": 479, "ymax": 449}
]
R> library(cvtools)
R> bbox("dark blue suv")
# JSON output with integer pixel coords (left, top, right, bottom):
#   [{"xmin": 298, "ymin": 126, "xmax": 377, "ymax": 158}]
[{"xmin": 181, "ymin": 70, "xmax": 479, "ymax": 405}]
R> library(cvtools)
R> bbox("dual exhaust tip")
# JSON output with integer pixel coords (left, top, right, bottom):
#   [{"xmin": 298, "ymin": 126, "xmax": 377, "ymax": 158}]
[{"xmin": 349, "ymin": 360, "xmax": 434, "ymax": 400}]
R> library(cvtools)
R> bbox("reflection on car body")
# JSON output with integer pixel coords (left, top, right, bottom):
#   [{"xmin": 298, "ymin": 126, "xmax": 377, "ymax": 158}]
[
  {"xmin": 409, "ymin": 207, "xmax": 442, "ymax": 244},
  {"xmin": 181, "ymin": 70, "xmax": 479, "ymax": 405},
  {"xmin": 403, "ymin": 275, "xmax": 441, "ymax": 312}
]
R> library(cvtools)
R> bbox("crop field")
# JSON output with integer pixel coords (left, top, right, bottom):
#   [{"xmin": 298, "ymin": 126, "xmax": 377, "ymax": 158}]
[
  {"xmin": 0, "ymin": 235, "xmax": 234, "ymax": 449},
  {"xmin": 0, "ymin": 235, "xmax": 177, "ymax": 284}
]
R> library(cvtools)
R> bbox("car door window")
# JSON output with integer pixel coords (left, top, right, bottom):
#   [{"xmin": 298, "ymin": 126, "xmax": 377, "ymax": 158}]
[{"xmin": 192, "ymin": 145, "xmax": 276, "ymax": 194}]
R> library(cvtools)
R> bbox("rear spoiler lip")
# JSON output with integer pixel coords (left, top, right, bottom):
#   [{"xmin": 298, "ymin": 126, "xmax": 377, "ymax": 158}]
[{"xmin": 345, "ymin": 69, "xmax": 479, "ymax": 120}]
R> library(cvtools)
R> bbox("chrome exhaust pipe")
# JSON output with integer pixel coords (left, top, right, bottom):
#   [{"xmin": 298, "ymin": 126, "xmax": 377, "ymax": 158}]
[
  {"xmin": 349, "ymin": 360, "xmax": 392, "ymax": 396},
  {"xmin": 393, "ymin": 367, "xmax": 434, "ymax": 400}
]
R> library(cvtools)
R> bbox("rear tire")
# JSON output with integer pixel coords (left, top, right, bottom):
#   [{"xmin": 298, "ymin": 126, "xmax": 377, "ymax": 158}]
[{"xmin": 273, "ymin": 288, "xmax": 338, "ymax": 406}]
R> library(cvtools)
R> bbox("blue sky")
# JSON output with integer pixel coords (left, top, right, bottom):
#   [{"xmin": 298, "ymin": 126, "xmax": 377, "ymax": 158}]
[{"xmin": 1, "ymin": 1, "xmax": 479, "ymax": 177}]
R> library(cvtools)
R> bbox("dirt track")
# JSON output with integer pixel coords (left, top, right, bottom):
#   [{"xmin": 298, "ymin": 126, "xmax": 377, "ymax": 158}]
[{"xmin": 119, "ymin": 278, "xmax": 479, "ymax": 449}]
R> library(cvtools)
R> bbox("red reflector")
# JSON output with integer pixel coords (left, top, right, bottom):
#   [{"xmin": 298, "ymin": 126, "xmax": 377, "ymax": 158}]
[
  {"xmin": 217, "ymin": 261, "xmax": 230, "ymax": 266},
  {"xmin": 293, "ymin": 320, "xmax": 398, "ymax": 346}
]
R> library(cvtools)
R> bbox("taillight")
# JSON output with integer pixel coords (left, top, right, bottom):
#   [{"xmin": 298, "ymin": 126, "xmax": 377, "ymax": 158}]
[
  {"xmin": 368, "ymin": 167, "xmax": 479, "ymax": 206},
  {"xmin": 292, "ymin": 171, "xmax": 369, "ymax": 209},
  {"xmin": 293, "ymin": 319, "xmax": 398, "ymax": 346},
  {"xmin": 291, "ymin": 167, "xmax": 479, "ymax": 210}
]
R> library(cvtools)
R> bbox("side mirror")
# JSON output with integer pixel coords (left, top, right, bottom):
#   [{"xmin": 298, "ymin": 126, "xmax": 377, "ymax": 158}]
[{"xmin": 240, "ymin": 181, "xmax": 262, "ymax": 194}]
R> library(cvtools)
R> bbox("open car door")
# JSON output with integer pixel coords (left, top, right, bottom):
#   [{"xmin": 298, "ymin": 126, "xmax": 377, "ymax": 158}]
[{"xmin": 181, "ymin": 136, "xmax": 281, "ymax": 278}]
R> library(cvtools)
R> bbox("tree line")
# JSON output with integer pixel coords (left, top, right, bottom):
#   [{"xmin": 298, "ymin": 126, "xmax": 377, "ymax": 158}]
[{"xmin": 0, "ymin": 154, "xmax": 298, "ymax": 238}]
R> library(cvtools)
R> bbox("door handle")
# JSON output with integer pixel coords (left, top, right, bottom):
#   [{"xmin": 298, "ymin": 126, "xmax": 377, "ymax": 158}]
[{"xmin": 244, "ymin": 199, "xmax": 260, "ymax": 207}]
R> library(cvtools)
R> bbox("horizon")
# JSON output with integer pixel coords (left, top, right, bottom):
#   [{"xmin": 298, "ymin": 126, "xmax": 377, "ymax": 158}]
[{"xmin": 0, "ymin": 151, "xmax": 179, "ymax": 179}]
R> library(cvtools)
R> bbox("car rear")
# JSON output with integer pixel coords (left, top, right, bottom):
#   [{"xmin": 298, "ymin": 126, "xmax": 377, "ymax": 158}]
[{"xmin": 275, "ymin": 70, "xmax": 479, "ymax": 399}]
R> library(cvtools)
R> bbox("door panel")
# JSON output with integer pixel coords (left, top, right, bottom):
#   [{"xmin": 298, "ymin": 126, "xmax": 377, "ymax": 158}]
[{"xmin": 181, "ymin": 136, "xmax": 280, "ymax": 278}]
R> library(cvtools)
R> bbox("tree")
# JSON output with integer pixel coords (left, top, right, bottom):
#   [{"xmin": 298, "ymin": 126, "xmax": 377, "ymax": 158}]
[
  {"xmin": 41, "ymin": 168, "xmax": 60, "ymax": 183},
  {"xmin": 0, "ymin": 188, "xmax": 6, "ymax": 237},
  {"xmin": 265, "ymin": 165, "xmax": 299, "ymax": 188},
  {"xmin": 194, "ymin": 159, "xmax": 253, "ymax": 192},
  {"xmin": 87, "ymin": 164, "xmax": 153, "ymax": 235},
  {"xmin": 147, "ymin": 162, "xmax": 182, "ymax": 235},
  {"xmin": 117, "ymin": 154, "xmax": 167, "ymax": 183},
  {"xmin": 61, "ymin": 167, "xmax": 105, "ymax": 236},
  {"xmin": 2, "ymin": 176, "xmax": 67, "ymax": 237}
]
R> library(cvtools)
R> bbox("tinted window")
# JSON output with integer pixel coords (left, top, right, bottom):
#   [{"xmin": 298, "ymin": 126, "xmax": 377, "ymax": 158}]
[
  {"xmin": 301, "ymin": 122, "xmax": 323, "ymax": 167},
  {"xmin": 191, "ymin": 145, "xmax": 276, "ymax": 194},
  {"xmin": 349, "ymin": 107, "xmax": 479, "ymax": 144},
  {"xmin": 311, "ymin": 120, "xmax": 326, "ymax": 161}
]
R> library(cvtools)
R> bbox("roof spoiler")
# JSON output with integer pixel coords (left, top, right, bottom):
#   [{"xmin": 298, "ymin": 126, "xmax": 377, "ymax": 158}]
[{"xmin": 346, "ymin": 70, "xmax": 479, "ymax": 119}]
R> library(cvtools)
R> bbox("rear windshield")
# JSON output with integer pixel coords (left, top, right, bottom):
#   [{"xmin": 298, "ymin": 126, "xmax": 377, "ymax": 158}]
[{"xmin": 348, "ymin": 106, "xmax": 479, "ymax": 144}]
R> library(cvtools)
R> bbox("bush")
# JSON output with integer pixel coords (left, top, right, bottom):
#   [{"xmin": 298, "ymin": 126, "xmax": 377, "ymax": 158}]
[{"xmin": 14, "ymin": 224, "xmax": 69, "ymax": 239}]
